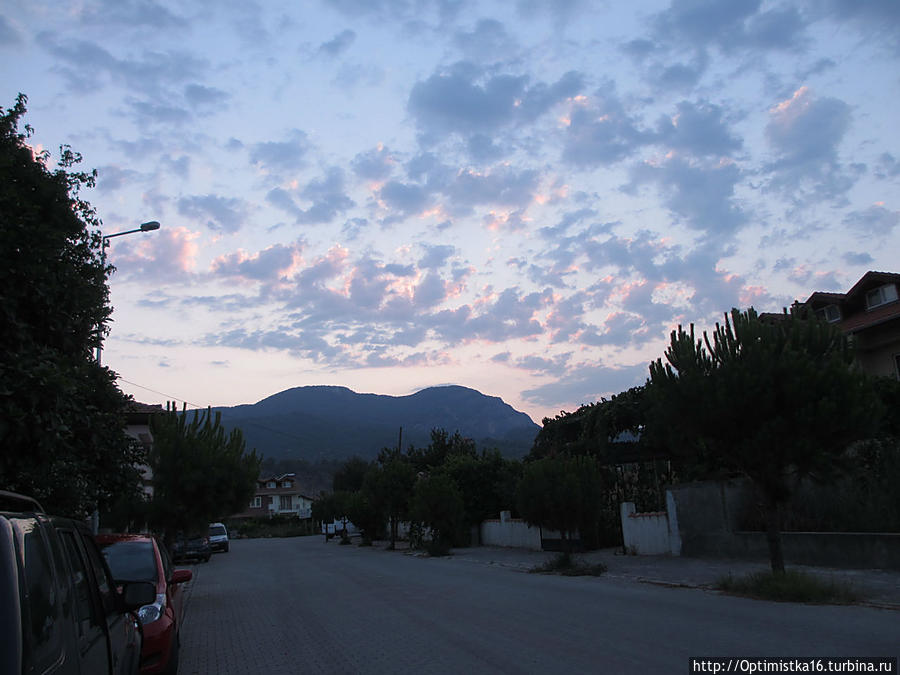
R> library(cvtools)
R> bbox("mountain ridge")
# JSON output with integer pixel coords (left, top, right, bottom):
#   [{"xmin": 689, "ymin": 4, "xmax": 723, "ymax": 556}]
[{"xmin": 214, "ymin": 385, "xmax": 540, "ymax": 461}]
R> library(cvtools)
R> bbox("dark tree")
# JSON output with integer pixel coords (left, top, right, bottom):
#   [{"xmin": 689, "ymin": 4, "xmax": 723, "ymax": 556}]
[
  {"xmin": 332, "ymin": 456, "xmax": 370, "ymax": 493},
  {"xmin": 516, "ymin": 455, "xmax": 604, "ymax": 553},
  {"xmin": 647, "ymin": 308, "xmax": 880, "ymax": 573},
  {"xmin": 0, "ymin": 94, "xmax": 141, "ymax": 517},
  {"xmin": 410, "ymin": 473, "xmax": 465, "ymax": 554},
  {"xmin": 148, "ymin": 405, "xmax": 260, "ymax": 548}
]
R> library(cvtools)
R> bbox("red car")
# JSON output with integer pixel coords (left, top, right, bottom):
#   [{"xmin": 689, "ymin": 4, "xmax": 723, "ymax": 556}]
[{"xmin": 96, "ymin": 534, "xmax": 192, "ymax": 674}]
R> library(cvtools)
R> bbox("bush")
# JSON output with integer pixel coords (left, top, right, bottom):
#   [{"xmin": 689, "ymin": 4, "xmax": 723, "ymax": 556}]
[
  {"xmin": 227, "ymin": 516, "xmax": 313, "ymax": 539},
  {"xmin": 716, "ymin": 570, "xmax": 860, "ymax": 604},
  {"xmin": 530, "ymin": 552, "xmax": 607, "ymax": 576}
]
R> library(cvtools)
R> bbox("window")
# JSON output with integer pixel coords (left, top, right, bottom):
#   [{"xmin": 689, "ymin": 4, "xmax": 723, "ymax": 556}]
[
  {"xmin": 17, "ymin": 518, "xmax": 64, "ymax": 670},
  {"xmin": 814, "ymin": 304, "xmax": 841, "ymax": 323},
  {"xmin": 266, "ymin": 481, "xmax": 276, "ymax": 489},
  {"xmin": 866, "ymin": 283, "xmax": 899, "ymax": 309},
  {"xmin": 279, "ymin": 495, "xmax": 292, "ymax": 510},
  {"xmin": 250, "ymin": 496, "xmax": 262, "ymax": 508},
  {"xmin": 282, "ymin": 480, "xmax": 292, "ymax": 488}
]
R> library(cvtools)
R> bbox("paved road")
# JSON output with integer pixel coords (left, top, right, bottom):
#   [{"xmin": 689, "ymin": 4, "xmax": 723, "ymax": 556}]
[{"xmin": 179, "ymin": 538, "xmax": 899, "ymax": 674}]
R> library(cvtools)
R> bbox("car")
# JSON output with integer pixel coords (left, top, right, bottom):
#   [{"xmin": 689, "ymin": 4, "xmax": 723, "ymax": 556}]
[
  {"xmin": 171, "ymin": 533, "xmax": 211, "ymax": 563},
  {"xmin": 1, "ymin": 490, "xmax": 155, "ymax": 675},
  {"xmin": 96, "ymin": 534, "xmax": 192, "ymax": 675},
  {"xmin": 207, "ymin": 522, "xmax": 229, "ymax": 553}
]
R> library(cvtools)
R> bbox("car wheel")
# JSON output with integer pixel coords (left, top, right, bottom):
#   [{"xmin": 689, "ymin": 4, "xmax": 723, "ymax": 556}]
[{"xmin": 224, "ymin": 543, "xmax": 229, "ymax": 552}]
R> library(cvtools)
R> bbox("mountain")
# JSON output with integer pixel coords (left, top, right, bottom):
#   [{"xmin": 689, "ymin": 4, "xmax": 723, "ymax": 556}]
[{"xmin": 213, "ymin": 385, "xmax": 540, "ymax": 461}]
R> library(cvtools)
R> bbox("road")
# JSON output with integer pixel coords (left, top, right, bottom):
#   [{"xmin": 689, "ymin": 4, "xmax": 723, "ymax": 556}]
[{"xmin": 179, "ymin": 537, "xmax": 898, "ymax": 674}]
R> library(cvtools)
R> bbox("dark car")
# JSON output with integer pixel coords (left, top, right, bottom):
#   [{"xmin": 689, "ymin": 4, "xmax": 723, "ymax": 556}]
[
  {"xmin": 97, "ymin": 534, "xmax": 192, "ymax": 675},
  {"xmin": 0, "ymin": 490, "xmax": 155, "ymax": 675},
  {"xmin": 171, "ymin": 533, "xmax": 211, "ymax": 563}
]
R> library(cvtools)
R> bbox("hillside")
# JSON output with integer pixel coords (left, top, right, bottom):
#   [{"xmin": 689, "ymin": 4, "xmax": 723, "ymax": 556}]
[{"xmin": 214, "ymin": 385, "xmax": 540, "ymax": 461}]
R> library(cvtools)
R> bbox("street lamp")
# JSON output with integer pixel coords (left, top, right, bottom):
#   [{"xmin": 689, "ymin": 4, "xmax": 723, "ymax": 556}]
[{"xmin": 95, "ymin": 221, "xmax": 161, "ymax": 364}]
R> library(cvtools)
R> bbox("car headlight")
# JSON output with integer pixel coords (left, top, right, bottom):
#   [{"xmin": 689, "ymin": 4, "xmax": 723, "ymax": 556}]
[{"xmin": 137, "ymin": 593, "xmax": 167, "ymax": 624}]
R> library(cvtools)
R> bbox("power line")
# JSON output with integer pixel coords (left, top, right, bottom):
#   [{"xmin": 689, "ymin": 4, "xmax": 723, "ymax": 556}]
[{"xmin": 116, "ymin": 377, "xmax": 204, "ymax": 409}]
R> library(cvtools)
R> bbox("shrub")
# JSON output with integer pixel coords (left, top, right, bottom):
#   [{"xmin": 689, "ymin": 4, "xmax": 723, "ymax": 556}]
[
  {"xmin": 716, "ymin": 570, "xmax": 860, "ymax": 604},
  {"xmin": 530, "ymin": 552, "xmax": 607, "ymax": 576}
]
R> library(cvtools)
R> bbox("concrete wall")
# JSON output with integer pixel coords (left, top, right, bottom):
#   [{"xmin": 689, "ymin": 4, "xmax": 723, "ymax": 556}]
[
  {"xmin": 620, "ymin": 503, "xmax": 672, "ymax": 555},
  {"xmin": 667, "ymin": 479, "xmax": 900, "ymax": 569},
  {"xmin": 480, "ymin": 511, "xmax": 544, "ymax": 550}
]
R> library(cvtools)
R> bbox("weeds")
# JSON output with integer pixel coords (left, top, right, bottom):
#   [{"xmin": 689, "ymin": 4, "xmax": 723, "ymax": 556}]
[
  {"xmin": 530, "ymin": 552, "xmax": 607, "ymax": 576},
  {"xmin": 716, "ymin": 570, "xmax": 860, "ymax": 604}
]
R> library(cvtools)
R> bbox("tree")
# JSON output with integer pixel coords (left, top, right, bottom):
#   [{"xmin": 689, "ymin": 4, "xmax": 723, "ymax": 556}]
[
  {"xmin": 147, "ymin": 405, "xmax": 260, "ymax": 548},
  {"xmin": 647, "ymin": 308, "xmax": 880, "ymax": 573},
  {"xmin": 368, "ymin": 452, "xmax": 416, "ymax": 549},
  {"xmin": 0, "ymin": 93, "xmax": 140, "ymax": 517},
  {"xmin": 440, "ymin": 451, "xmax": 520, "ymax": 543},
  {"xmin": 332, "ymin": 456, "xmax": 370, "ymax": 493},
  {"xmin": 410, "ymin": 473, "xmax": 465, "ymax": 554},
  {"xmin": 407, "ymin": 428, "xmax": 476, "ymax": 473},
  {"xmin": 516, "ymin": 455, "xmax": 605, "ymax": 553}
]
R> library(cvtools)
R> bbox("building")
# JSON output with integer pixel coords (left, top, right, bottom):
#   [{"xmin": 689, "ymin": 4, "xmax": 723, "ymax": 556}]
[
  {"xmin": 124, "ymin": 402, "xmax": 164, "ymax": 498},
  {"xmin": 800, "ymin": 270, "xmax": 900, "ymax": 379},
  {"xmin": 234, "ymin": 473, "xmax": 315, "ymax": 519}
]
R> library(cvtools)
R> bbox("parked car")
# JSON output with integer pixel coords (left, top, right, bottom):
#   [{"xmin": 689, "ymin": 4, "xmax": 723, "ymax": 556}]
[
  {"xmin": 207, "ymin": 522, "xmax": 229, "ymax": 553},
  {"xmin": 0, "ymin": 490, "xmax": 154, "ymax": 675},
  {"xmin": 97, "ymin": 534, "xmax": 192, "ymax": 675},
  {"xmin": 171, "ymin": 533, "xmax": 211, "ymax": 563}
]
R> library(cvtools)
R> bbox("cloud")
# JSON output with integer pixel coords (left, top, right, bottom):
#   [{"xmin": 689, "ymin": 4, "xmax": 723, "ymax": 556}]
[
  {"xmin": 652, "ymin": 0, "xmax": 806, "ymax": 53},
  {"xmin": 211, "ymin": 242, "xmax": 302, "ymax": 283},
  {"xmin": 655, "ymin": 101, "xmax": 742, "ymax": 157},
  {"xmin": 628, "ymin": 157, "xmax": 747, "ymax": 235},
  {"xmin": 842, "ymin": 204, "xmax": 899, "ymax": 237},
  {"xmin": 109, "ymin": 226, "xmax": 199, "ymax": 282},
  {"xmin": 296, "ymin": 168, "xmax": 356, "ymax": 224},
  {"xmin": 522, "ymin": 362, "xmax": 650, "ymax": 414},
  {"xmin": 408, "ymin": 62, "xmax": 583, "ymax": 138},
  {"xmin": 40, "ymin": 33, "xmax": 205, "ymax": 94},
  {"xmin": 453, "ymin": 18, "xmax": 516, "ymax": 61},
  {"xmin": 418, "ymin": 244, "xmax": 456, "ymax": 269},
  {"xmin": 177, "ymin": 194, "xmax": 248, "ymax": 233},
  {"xmin": 76, "ymin": 0, "xmax": 186, "ymax": 30},
  {"xmin": 96, "ymin": 164, "xmax": 141, "ymax": 193},
  {"xmin": 352, "ymin": 145, "xmax": 396, "ymax": 181},
  {"xmin": 842, "ymin": 251, "xmax": 874, "ymax": 266},
  {"xmin": 249, "ymin": 131, "xmax": 311, "ymax": 173},
  {"xmin": 318, "ymin": 29, "xmax": 357, "ymax": 57},
  {"xmin": 561, "ymin": 84, "xmax": 651, "ymax": 166},
  {"xmin": 0, "ymin": 15, "xmax": 23, "ymax": 46},
  {"xmin": 184, "ymin": 83, "xmax": 230, "ymax": 109},
  {"xmin": 764, "ymin": 87, "xmax": 855, "ymax": 202}
]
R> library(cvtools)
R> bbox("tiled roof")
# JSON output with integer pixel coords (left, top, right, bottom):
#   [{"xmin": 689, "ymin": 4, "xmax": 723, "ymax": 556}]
[{"xmin": 839, "ymin": 301, "xmax": 900, "ymax": 333}]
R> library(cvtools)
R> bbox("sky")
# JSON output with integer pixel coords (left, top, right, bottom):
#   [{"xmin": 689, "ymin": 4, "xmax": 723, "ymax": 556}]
[{"xmin": 2, "ymin": 0, "xmax": 898, "ymax": 425}]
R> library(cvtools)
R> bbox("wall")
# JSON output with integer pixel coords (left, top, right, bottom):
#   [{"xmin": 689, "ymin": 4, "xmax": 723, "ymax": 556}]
[
  {"xmin": 620, "ymin": 503, "xmax": 673, "ymax": 555},
  {"xmin": 668, "ymin": 479, "xmax": 900, "ymax": 569},
  {"xmin": 480, "ymin": 511, "xmax": 544, "ymax": 551}
]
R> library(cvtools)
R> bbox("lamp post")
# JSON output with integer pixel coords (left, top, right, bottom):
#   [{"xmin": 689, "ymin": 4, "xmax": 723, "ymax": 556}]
[{"xmin": 95, "ymin": 221, "xmax": 161, "ymax": 364}]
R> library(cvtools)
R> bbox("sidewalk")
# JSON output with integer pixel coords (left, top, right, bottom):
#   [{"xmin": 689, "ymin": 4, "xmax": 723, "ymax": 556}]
[{"xmin": 433, "ymin": 544, "xmax": 900, "ymax": 610}]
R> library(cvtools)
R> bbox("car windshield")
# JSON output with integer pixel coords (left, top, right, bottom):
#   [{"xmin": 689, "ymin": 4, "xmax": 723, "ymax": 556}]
[
  {"xmin": 99, "ymin": 541, "xmax": 158, "ymax": 583},
  {"xmin": 209, "ymin": 525, "xmax": 226, "ymax": 536}
]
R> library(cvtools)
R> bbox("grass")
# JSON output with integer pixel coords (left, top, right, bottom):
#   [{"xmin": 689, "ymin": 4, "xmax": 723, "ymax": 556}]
[
  {"xmin": 716, "ymin": 569, "xmax": 861, "ymax": 604},
  {"xmin": 530, "ymin": 552, "xmax": 607, "ymax": 577}
]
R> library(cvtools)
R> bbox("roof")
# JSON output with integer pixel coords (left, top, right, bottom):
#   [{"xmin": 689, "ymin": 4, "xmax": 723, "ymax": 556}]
[
  {"xmin": 803, "ymin": 271, "xmax": 900, "ymax": 306},
  {"xmin": 844, "ymin": 271, "xmax": 900, "ymax": 302},
  {"xmin": 839, "ymin": 300, "xmax": 900, "ymax": 334}
]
